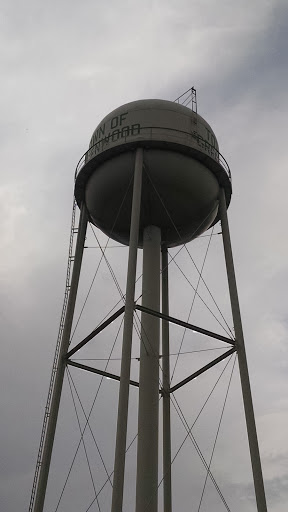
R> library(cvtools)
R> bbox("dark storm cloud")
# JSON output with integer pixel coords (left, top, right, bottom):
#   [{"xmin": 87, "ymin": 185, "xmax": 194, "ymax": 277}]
[{"xmin": 189, "ymin": 1, "xmax": 288, "ymax": 115}]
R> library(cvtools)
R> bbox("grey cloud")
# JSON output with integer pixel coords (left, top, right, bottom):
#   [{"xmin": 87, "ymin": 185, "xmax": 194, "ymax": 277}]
[
  {"xmin": 235, "ymin": 473, "xmax": 288, "ymax": 508},
  {"xmin": 1, "ymin": 1, "xmax": 288, "ymax": 511}
]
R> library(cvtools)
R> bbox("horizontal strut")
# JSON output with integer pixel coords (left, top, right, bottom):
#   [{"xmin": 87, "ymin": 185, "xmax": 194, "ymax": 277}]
[
  {"xmin": 135, "ymin": 305, "xmax": 234, "ymax": 345},
  {"xmin": 169, "ymin": 347, "xmax": 236, "ymax": 393},
  {"xmin": 66, "ymin": 306, "xmax": 125, "ymax": 359},
  {"xmin": 66, "ymin": 360, "xmax": 139, "ymax": 388}
]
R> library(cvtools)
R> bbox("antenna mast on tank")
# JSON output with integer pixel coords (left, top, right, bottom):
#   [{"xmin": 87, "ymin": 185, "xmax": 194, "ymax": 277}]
[{"xmin": 174, "ymin": 86, "xmax": 197, "ymax": 113}]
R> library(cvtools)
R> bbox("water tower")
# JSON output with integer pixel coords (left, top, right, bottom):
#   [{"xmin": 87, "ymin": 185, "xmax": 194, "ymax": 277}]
[{"xmin": 30, "ymin": 89, "xmax": 267, "ymax": 512}]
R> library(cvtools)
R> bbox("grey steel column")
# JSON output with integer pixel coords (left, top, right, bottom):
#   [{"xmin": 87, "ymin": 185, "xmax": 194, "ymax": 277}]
[
  {"xmin": 161, "ymin": 245, "xmax": 172, "ymax": 512},
  {"xmin": 111, "ymin": 148, "xmax": 143, "ymax": 512},
  {"xmin": 136, "ymin": 225, "xmax": 161, "ymax": 512},
  {"xmin": 33, "ymin": 202, "xmax": 88, "ymax": 512},
  {"xmin": 219, "ymin": 188, "xmax": 267, "ymax": 512}
]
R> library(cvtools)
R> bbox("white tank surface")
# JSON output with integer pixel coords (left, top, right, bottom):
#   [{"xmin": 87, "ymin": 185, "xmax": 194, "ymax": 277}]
[{"xmin": 75, "ymin": 99, "xmax": 232, "ymax": 247}]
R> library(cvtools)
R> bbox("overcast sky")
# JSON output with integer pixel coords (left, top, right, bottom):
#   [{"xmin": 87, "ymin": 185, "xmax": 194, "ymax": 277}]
[{"xmin": 1, "ymin": 1, "xmax": 288, "ymax": 511}]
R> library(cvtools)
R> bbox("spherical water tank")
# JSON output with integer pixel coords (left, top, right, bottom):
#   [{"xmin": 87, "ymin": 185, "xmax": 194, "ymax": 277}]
[{"xmin": 74, "ymin": 99, "xmax": 231, "ymax": 247}]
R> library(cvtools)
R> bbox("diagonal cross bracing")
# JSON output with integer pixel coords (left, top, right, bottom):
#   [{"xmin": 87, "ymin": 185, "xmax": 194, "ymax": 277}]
[
  {"xmin": 169, "ymin": 347, "xmax": 236, "ymax": 393},
  {"xmin": 66, "ymin": 306, "xmax": 125, "ymax": 359},
  {"xmin": 135, "ymin": 305, "xmax": 235, "ymax": 345},
  {"xmin": 66, "ymin": 360, "xmax": 139, "ymax": 388}
]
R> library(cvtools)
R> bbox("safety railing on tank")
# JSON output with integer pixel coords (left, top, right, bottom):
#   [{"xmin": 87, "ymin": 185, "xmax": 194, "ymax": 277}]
[{"xmin": 74, "ymin": 126, "xmax": 231, "ymax": 182}]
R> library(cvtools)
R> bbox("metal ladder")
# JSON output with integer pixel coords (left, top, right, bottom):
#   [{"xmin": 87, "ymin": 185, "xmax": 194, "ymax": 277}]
[{"xmin": 28, "ymin": 199, "xmax": 78, "ymax": 512}]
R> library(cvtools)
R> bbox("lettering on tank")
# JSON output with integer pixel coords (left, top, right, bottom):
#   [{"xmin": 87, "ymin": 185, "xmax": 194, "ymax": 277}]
[
  {"xmin": 192, "ymin": 127, "xmax": 219, "ymax": 160},
  {"xmin": 87, "ymin": 110, "xmax": 219, "ymax": 162},
  {"xmin": 88, "ymin": 111, "xmax": 141, "ymax": 159}
]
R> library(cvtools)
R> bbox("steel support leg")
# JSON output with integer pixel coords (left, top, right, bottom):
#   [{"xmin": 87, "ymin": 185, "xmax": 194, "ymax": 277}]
[
  {"xmin": 33, "ymin": 202, "xmax": 88, "ymax": 512},
  {"xmin": 219, "ymin": 188, "xmax": 267, "ymax": 512},
  {"xmin": 136, "ymin": 225, "xmax": 161, "ymax": 512},
  {"xmin": 161, "ymin": 245, "xmax": 172, "ymax": 512},
  {"xmin": 111, "ymin": 148, "xmax": 143, "ymax": 512}
]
